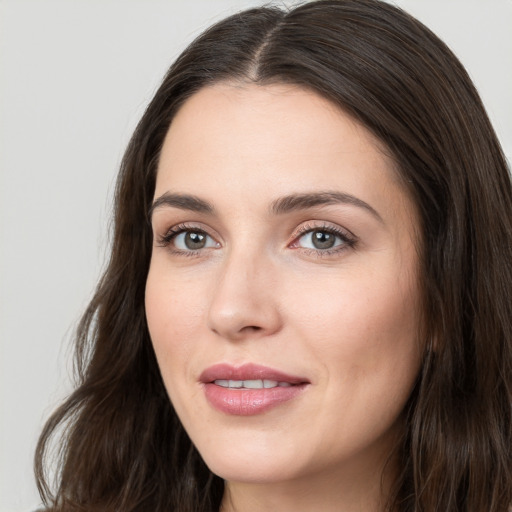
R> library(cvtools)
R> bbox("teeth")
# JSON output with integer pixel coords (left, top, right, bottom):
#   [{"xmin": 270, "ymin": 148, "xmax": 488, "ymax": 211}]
[
  {"xmin": 214, "ymin": 379, "xmax": 288, "ymax": 389},
  {"xmin": 244, "ymin": 379, "xmax": 262, "ymax": 389}
]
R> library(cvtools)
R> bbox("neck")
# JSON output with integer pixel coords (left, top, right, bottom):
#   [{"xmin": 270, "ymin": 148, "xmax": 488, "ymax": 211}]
[{"xmin": 219, "ymin": 451, "xmax": 397, "ymax": 512}]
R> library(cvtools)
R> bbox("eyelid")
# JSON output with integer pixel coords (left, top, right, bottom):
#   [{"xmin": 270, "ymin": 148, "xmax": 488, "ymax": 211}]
[
  {"xmin": 156, "ymin": 222, "xmax": 221, "ymax": 250},
  {"xmin": 288, "ymin": 221, "xmax": 358, "ymax": 254},
  {"xmin": 290, "ymin": 221, "xmax": 356, "ymax": 242}
]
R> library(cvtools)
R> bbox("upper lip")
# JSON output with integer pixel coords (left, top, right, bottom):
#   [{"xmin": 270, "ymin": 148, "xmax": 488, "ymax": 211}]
[{"xmin": 199, "ymin": 363, "xmax": 309, "ymax": 384}]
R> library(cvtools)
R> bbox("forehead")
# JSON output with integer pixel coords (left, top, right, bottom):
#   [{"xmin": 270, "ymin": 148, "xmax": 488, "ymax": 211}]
[
  {"xmin": 155, "ymin": 83, "xmax": 415, "ymax": 225},
  {"xmin": 158, "ymin": 84, "xmax": 394, "ymax": 183},
  {"xmin": 161, "ymin": 83, "xmax": 385, "ymax": 158}
]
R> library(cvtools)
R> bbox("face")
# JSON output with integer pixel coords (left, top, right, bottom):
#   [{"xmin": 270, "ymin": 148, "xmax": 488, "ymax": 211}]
[{"xmin": 146, "ymin": 84, "xmax": 422, "ymax": 488}]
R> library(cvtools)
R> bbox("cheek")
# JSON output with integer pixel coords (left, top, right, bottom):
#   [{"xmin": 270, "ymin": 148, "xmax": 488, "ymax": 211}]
[
  {"xmin": 145, "ymin": 265, "xmax": 212, "ymax": 426},
  {"xmin": 287, "ymin": 269, "xmax": 421, "ymax": 451},
  {"xmin": 288, "ymin": 261, "xmax": 422, "ymax": 388},
  {"xmin": 145, "ymin": 265, "xmax": 206, "ymax": 373},
  {"xmin": 297, "ymin": 264, "xmax": 417, "ymax": 327}
]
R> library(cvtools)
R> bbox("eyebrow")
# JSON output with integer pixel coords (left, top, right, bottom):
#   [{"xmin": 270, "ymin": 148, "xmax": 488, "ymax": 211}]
[
  {"xmin": 149, "ymin": 190, "xmax": 382, "ymax": 223},
  {"xmin": 149, "ymin": 192, "xmax": 214, "ymax": 219},
  {"xmin": 270, "ymin": 191, "xmax": 383, "ymax": 222}
]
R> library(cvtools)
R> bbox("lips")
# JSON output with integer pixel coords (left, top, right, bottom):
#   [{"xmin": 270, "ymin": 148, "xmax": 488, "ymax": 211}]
[{"xmin": 200, "ymin": 363, "xmax": 309, "ymax": 416}]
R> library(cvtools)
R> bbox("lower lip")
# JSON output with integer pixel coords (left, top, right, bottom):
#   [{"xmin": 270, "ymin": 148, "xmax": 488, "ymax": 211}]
[{"xmin": 203, "ymin": 382, "xmax": 307, "ymax": 416}]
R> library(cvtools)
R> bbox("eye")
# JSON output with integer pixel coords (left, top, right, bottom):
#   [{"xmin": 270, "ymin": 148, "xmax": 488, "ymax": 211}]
[
  {"xmin": 299, "ymin": 230, "xmax": 341, "ymax": 250},
  {"xmin": 291, "ymin": 224, "xmax": 357, "ymax": 254},
  {"xmin": 173, "ymin": 230, "xmax": 217, "ymax": 251},
  {"xmin": 157, "ymin": 224, "xmax": 219, "ymax": 253}
]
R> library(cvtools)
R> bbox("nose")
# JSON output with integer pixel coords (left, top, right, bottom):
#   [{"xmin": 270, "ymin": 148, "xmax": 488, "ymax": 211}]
[{"xmin": 207, "ymin": 250, "xmax": 283, "ymax": 341}]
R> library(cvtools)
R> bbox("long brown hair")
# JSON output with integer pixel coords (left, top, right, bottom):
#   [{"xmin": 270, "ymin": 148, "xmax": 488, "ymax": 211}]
[{"xmin": 35, "ymin": 1, "xmax": 512, "ymax": 510}]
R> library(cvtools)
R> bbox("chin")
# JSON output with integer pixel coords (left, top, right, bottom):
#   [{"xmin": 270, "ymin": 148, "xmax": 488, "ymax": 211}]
[
  {"xmin": 206, "ymin": 456, "xmax": 298, "ymax": 484},
  {"xmin": 196, "ymin": 435, "xmax": 305, "ymax": 484}
]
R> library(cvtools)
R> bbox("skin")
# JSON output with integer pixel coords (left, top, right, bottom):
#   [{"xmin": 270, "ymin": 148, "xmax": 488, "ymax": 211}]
[{"xmin": 145, "ymin": 83, "xmax": 423, "ymax": 512}]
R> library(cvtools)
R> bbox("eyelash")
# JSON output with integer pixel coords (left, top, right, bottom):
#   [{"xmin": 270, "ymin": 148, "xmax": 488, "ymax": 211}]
[
  {"xmin": 156, "ymin": 223, "xmax": 211, "ymax": 257},
  {"xmin": 156, "ymin": 222, "xmax": 357, "ymax": 258},
  {"xmin": 291, "ymin": 223, "xmax": 357, "ymax": 257}
]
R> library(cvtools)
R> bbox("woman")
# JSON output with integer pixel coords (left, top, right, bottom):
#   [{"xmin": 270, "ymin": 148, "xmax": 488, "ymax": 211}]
[{"xmin": 35, "ymin": 1, "xmax": 512, "ymax": 511}]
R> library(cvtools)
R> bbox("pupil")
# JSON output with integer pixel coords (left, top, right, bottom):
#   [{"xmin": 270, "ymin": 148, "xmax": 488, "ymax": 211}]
[
  {"xmin": 185, "ymin": 231, "xmax": 206, "ymax": 249},
  {"xmin": 312, "ymin": 230, "xmax": 335, "ymax": 249}
]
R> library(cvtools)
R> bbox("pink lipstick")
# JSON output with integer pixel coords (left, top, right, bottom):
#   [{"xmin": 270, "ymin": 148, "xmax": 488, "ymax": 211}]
[{"xmin": 200, "ymin": 363, "xmax": 309, "ymax": 416}]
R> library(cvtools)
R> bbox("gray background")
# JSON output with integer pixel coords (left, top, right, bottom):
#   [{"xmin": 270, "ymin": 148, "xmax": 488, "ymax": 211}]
[{"xmin": 1, "ymin": 1, "xmax": 511, "ymax": 510}]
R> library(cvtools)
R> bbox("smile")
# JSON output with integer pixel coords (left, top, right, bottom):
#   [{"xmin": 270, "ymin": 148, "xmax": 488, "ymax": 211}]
[{"xmin": 201, "ymin": 363, "xmax": 309, "ymax": 416}]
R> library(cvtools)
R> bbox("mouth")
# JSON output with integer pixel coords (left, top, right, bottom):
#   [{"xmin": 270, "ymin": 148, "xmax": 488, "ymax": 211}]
[{"xmin": 199, "ymin": 363, "xmax": 309, "ymax": 416}]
